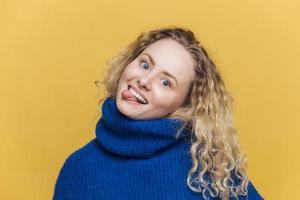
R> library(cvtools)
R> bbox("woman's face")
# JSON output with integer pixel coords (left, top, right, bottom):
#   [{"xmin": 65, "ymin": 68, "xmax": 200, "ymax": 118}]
[{"xmin": 116, "ymin": 38, "xmax": 196, "ymax": 120}]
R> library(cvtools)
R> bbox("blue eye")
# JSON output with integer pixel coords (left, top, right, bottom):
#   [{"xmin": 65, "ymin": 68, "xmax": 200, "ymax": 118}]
[
  {"xmin": 141, "ymin": 60, "xmax": 150, "ymax": 70},
  {"xmin": 162, "ymin": 79, "xmax": 171, "ymax": 88}
]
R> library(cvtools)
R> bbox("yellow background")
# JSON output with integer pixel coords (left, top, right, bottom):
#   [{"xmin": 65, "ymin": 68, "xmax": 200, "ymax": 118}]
[{"xmin": 1, "ymin": 0, "xmax": 299, "ymax": 199}]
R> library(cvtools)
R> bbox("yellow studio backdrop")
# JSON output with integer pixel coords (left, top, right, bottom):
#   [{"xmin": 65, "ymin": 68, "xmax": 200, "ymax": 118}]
[{"xmin": 0, "ymin": 0, "xmax": 299, "ymax": 199}]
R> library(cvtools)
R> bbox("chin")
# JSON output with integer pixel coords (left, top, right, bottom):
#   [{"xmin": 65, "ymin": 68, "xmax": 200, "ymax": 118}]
[{"xmin": 115, "ymin": 97, "xmax": 134, "ymax": 117}]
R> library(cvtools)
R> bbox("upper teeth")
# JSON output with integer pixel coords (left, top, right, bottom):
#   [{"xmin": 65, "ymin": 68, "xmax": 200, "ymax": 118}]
[{"xmin": 129, "ymin": 88, "xmax": 147, "ymax": 104}]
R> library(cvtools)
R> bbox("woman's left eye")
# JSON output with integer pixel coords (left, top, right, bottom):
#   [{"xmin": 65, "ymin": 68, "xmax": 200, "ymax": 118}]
[{"xmin": 162, "ymin": 79, "xmax": 171, "ymax": 88}]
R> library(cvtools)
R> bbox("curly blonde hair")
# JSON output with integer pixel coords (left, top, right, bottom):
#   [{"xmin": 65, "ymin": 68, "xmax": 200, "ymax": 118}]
[{"xmin": 95, "ymin": 26, "xmax": 249, "ymax": 199}]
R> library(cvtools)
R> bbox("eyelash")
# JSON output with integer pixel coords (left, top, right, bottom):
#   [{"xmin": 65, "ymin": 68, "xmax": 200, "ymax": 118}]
[{"xmin": 140, "ymin": 59, "xmax": 172, "ymax": 88}]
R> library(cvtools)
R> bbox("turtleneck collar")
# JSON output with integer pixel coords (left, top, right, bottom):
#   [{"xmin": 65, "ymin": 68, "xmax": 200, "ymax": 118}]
[{"xmin": 95, "ymin": 96, "xmax": 191, "ymax": 158}]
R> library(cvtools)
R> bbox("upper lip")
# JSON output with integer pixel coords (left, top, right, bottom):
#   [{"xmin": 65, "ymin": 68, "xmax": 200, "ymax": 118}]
[{"xmin": 128, "ymin": 85, "xmax": 148, "ymax": 104}]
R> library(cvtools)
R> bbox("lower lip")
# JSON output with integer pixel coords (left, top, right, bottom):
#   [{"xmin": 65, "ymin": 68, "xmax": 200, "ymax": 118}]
[
  {"xmin": 125, "ymin": 99, "xmax": 141, "ymax": 105},
  {"xmin": 121, "ymin": 88, "xmax": 144, "ymax": 105},
  {"xmin": 122, "ymin": 96, "xmax": 141, "ymax": 104}
]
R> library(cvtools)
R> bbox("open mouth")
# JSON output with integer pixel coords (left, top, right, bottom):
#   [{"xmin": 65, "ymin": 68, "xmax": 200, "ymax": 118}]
[{"xmin": 128, "ymin": 85, "xmax": 148, "ymax": 105}]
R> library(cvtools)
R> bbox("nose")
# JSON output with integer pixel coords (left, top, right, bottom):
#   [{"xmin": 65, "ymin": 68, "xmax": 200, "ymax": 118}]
[
  {"xmin": 137, "ymin": 72, "xmax": 156, "ymax": 90},
  {"xmin": 137, "ymin": 78, "xmax": 151, "ymax": 90}
]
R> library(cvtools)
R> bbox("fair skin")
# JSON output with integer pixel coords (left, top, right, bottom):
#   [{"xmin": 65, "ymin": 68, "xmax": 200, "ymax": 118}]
[{"xmin": 116, "ymin": 38, "xmax": 196, "ymax": 120}]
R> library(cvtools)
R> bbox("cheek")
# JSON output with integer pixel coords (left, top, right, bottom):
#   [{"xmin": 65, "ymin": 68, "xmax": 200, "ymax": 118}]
[
  {"xmin": 123, "ymin": 62, "xmax": 140, "ymax": 76},
  {"xmin": 120, "ymin": 69, "xmax": 131, "ymax": 80},
  {"xmin": 118, "ymin": 65, "xmax": 137, "ymax": 85},
  {"xmin": 151, "ymin": 91, "xmax": 181, "ymax": 110}
]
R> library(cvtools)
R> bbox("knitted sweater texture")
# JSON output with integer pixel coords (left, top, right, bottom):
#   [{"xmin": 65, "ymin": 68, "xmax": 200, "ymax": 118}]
[{"xmin": 53, "ymin": 97, "xmax": 264, "ymax": 200}]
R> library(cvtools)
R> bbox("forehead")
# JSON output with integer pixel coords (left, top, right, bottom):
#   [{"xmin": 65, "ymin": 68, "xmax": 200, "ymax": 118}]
[{"xmin": 141, "ymin": 39, "xmax": 195, "ymax": 84}]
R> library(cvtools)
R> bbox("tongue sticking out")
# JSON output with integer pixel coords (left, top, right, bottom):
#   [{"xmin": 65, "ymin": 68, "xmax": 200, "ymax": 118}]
[{"xmin": 121, "ymin": 89, "xmax": 142, "ymax": 103}]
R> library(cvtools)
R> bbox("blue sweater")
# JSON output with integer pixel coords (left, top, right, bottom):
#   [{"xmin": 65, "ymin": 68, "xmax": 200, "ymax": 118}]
[{"xmin": 53, "ymin": 96, "xmax": 263, "ymax": 200}]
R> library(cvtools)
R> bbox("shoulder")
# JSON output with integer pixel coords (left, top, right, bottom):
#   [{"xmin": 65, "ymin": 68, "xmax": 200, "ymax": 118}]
[
  {"xmin": 60, "ymin": 138, "xmax": 98, "ymax": 166},
  {"xmin": 234, "ymin": 180, "xmax": 264, "ymax": 200},
  {"xmin": 53, "ymin": 139, "xmax": 99, "ymax": 193},
  {"xmin": 246, "ymin": 180, "xmax": 264, "ymax": 200}
]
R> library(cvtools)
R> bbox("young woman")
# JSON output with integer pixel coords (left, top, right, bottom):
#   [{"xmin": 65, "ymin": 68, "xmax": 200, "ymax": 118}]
[{"xmin": 53, "ymin": 27, "xmax": 264, "ymax": 200}]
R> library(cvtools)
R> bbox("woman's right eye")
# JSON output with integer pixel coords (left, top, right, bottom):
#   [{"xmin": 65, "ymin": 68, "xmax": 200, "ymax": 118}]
[{"xmin": 140, "ymin": 60, "xmax": 150, "ymax": 70}]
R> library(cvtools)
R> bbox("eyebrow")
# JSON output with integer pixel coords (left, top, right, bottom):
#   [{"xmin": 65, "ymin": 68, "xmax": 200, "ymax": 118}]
[{"xmin": 141, "ymin": 53, "xmax": 179, "ymax": 86}]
